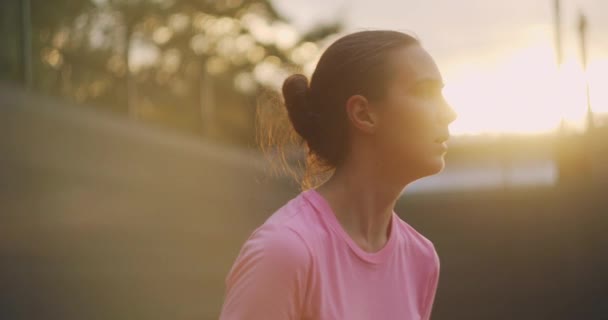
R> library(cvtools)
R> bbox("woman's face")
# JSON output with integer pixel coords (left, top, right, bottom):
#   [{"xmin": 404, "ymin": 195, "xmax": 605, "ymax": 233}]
[{"xmin": 372, "ymin": 44, "xmax": 457, "ymax": 182}]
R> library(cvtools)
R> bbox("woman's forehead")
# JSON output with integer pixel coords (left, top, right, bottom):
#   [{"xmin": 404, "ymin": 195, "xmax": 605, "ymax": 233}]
[{"xmin": 389, "ymin": 45, "xmax": 444, "ymax": 86}]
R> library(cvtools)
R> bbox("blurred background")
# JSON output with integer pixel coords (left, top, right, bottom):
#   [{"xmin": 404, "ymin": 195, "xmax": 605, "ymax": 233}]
[{"xmin": 1, "ymin": 0, "xmax": 607, "ymax": 319}]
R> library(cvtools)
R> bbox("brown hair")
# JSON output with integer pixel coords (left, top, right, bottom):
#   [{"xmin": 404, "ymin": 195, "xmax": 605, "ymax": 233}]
[{"xmin": 257, "ymin": 30, "xmax": 419, "ymax": 189}]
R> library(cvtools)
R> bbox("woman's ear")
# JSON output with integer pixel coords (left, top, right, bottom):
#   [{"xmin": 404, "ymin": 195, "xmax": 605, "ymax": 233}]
[{"xmin": 345, "ymin": 94, "xmax": 377, "ymax": 134}]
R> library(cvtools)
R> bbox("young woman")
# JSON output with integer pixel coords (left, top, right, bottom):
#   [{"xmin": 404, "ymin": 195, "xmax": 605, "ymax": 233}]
[{"xmin": 219, "ymin": 30, "xmax": 457, "ymax": 320}]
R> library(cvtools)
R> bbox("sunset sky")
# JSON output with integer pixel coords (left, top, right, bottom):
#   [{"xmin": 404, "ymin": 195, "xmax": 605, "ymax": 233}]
[{"xmin": 272, "ymin": 0, "xmax": 608, "ymax": 135}]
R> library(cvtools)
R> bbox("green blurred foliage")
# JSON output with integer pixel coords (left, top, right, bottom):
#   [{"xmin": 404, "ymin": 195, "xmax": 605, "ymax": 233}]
[{"xmin": 1, "ymin": 0, "xmax": 341, "ymax": 147}]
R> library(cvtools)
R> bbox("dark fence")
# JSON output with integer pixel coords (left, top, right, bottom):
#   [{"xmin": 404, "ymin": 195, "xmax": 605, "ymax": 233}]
[
  {"xmin": 0, "ymin": 83, "xmax": 297, "ymax": 319},
  {"xmin": 399, "ymin": 184, "xmax": 608, "ymax": 320},
  {"xmin": 1, "ymin": 84, "xmax": 606, "ymax": 319}
]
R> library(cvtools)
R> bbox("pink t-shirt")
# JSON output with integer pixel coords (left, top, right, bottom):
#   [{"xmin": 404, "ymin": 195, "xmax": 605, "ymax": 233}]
[{"xmin": 219, "ymin": 189, "xmax": 440, "ymax": 320}]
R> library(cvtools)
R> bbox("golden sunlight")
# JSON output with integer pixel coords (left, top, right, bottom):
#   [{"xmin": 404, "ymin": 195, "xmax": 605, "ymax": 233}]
[{"xmin": 443, "ymin": 42, "xmax": 608, "ymax": 136}]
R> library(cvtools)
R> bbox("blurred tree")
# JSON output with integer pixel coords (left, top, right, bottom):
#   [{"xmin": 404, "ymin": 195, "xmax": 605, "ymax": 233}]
[
  {"xmin": 19, "ymin": 0, "xmax": 341, "ymax": 147},
  {"xmin": 0, "ymin": 1, "xmax": 24, "ymax": 83}
]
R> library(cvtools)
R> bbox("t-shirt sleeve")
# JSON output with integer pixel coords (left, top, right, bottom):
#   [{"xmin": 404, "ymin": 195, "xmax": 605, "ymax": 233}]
[
  {"xmin": 421, "ymin": 248, "xmax": 440, "ymax": 320},
  {"xmin": 219, "ymin": 223, "xmax": 312, "ymax": 320}
]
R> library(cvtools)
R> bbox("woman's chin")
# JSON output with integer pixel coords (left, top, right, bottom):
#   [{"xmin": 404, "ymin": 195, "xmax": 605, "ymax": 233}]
[
  {"xmin": 395, "ymin": 156, "xmax": 446, "ymax": 183},
  {"xmin": 433, "ymin": 155, "xmax": 447, "ymax": 172},
  {"xmin": 387, "ymin": 149, "xmax": 448, "ymax": 183},
  {"xmin": 417, "ymin": 155, "xmax": 446, "ymax": 178}
]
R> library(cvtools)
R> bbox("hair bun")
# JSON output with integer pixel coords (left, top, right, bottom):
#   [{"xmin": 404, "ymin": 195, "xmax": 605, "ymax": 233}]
[{"xmin": 282, "ymin": 74, "xmax": 313, "ymax": 140}]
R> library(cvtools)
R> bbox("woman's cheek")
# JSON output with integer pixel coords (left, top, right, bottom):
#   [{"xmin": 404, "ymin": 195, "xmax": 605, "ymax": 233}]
[
  {"xmin": 401, "ymin": 100, "xmax": 435, "ymax": 141},
  {"xmin": 377, "ymin": 97, "xmax": 433, "ymax": 152}
]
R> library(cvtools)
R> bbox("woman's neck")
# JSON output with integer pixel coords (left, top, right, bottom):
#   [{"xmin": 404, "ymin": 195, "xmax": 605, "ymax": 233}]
[{"xmin": 315, "ymin": 158, "xmax": 406, "ymax": 253}]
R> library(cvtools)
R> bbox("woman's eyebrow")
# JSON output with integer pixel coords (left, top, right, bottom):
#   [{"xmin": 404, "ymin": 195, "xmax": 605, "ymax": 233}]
[{"xmin": 408, "ymin": 79, "xmax": 445, "ymax": 91}]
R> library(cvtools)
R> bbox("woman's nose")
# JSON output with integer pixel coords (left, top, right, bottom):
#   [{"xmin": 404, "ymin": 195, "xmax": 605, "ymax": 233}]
[{"xmin": 438, "ymin": 99, "xmax": 458, "ymax": 125}]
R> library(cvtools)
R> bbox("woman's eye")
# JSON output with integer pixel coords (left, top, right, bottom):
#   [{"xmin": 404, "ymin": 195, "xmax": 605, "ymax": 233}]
[
  {"xmin": 413, "ymin": 86, "xmax": 442, "ymax": 98},
  {"xmin": 409, "ymin": 80, "xmax": 446, "ymax": 99}
]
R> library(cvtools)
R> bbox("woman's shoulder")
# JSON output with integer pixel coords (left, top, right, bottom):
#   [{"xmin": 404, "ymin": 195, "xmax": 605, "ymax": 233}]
[
  {"xmin": 262, "ymin": 190, "xmax": 325, "ymax": 236},
  {"xmin": 244, "ymin": 191, "xmax": 322, "ymax": 260},
  {"xmin": 241, "ymin": 220, "xmax": 312, "ymax": 270},
  {"xmin": 393, "ymin": 215, "xmax": 439, "ymax": 261},
  {"xmin": 264, "ymin": 191, "xmax": 313, "ymax": 225},
  {"xmin": 221, "ymin": 194, "xmax": 316, "ymax": 319}
]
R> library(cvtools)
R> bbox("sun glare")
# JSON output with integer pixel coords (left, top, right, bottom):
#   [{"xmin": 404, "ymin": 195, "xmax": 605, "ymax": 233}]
[{"xmin": 443, "ymin": 42, "xmax": 607, "ymax": 136}]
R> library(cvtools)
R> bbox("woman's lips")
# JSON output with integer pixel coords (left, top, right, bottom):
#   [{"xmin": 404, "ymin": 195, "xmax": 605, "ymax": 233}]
[{"xmin": 434, "ymin": 138, "xmax": 448, "ymax": 152}]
